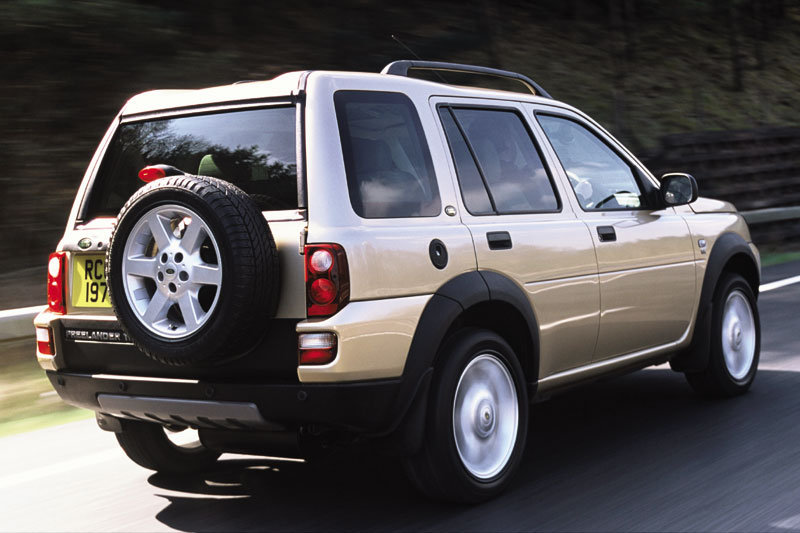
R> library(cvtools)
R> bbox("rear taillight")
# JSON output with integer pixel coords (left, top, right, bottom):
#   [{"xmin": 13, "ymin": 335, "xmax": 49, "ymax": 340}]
[
  {"xmin": 298, "ymin": 332, "xmax": 337, "ymax": 365},
  {"xmin": 305, "ymin": 244, "xmax": 349, "ymax": 317},
  {"xmin": 47, "ymin": 252, "xmax": 67, "ymax": 314},
  {"xmin": 36, "ymin": 327, "xmax": 54, "ymax": 356}
]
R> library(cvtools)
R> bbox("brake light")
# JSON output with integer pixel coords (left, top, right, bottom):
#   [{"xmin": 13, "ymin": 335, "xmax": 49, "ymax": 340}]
[
  {"xmin": 36, "ymin": 327, "xmax": 54, "ymax": 356},
  {"xmin": 138, "ymin": 166, "xmax": 166, "ymax": 183},
  {"xmin": 305, "ymin": 244, "xmax": 349, "ymax": 317},
  {"xmin": 310, "ymin": 278, "xmax": 336, "ymax": 305},
  {"xmin": 47, "ymin": 252, "xmax": 67, "ymax": 314}
]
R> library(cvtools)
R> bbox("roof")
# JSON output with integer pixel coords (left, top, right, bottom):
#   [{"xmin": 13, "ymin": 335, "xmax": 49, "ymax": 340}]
[{"xmin": 119, "ymin": 63, "xmax": 562, "ymax": 118}]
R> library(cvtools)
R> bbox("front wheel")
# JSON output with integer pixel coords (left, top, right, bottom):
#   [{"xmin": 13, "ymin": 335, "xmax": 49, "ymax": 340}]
[
  {"xmin": 403, "ymin": 329, "xmax": 528, "ymax": 503},
  {"xmin": 685, "ymin": 273, "xmax": 760, "ymax": 397}
]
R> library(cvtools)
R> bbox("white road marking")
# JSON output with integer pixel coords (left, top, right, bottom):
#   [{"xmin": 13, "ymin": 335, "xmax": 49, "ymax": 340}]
[
  {"xmin": 772, "ymin": 512, "xmax": 800, "ymax": 530},
  {"xmin": 761, "ymin": 274, "xmax": 800, "ymax": 293}
]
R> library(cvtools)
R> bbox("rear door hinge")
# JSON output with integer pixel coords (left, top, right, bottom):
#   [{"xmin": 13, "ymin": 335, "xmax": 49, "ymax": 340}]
[{"xmin": 299, "ymin": 226, "xmax": 308, "ymax": 255}]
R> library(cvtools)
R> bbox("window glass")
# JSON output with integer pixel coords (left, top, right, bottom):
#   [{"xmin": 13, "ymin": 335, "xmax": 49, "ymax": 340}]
[
  {"xmin": 438, "ymin": 108, "xmax": 493, "ymax": 215},
  {"xmin": 537, "ymin": 114, "xmax": 644, "ymax": 210},
  {"xmin": 334, "ymin": 91, "xmax": 441, "ymax": 218},
  {"xmin": 451, "ymin": 108, "xmax": 559, "ymax": 214},
  {"xmin": 88, "ymin": 106, "xmax": 298, "ymax": 217}
]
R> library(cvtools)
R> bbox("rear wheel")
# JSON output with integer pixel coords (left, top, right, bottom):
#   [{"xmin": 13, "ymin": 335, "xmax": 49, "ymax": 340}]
[
  {"xmin": 115, "ymin": 419, "xmax": 220, "ymax": 474},
  {"xmin": 685, "ymin": 273, "xmax": 760, "ymax": 396},
  {"xmin": 403, "ymin": 329, "xmax": 528, "ymax": 503}
]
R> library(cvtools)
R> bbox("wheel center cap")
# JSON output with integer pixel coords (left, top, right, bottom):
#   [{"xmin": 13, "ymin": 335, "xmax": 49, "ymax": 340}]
[
  {"xmin": 474, "ymin": 400, "xmax": 496, "ymax": 438},
  {"xmin": 733, "ymin": 324, "xmax": 742, "ymax": 347},
  {"xmin": 164, "ymin": 263, "xmax": 177, "ymax": 280}
]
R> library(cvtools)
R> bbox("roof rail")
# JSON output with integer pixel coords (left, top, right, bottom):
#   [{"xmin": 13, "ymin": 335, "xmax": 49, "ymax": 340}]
[{"xmin": 381, "ymin": 60, "xmax": 552, "ymax": 99}]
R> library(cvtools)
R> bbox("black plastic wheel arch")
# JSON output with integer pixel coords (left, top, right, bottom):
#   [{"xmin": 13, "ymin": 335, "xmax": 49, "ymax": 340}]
[
  {"xmin": 670, "ymin": 232, "xmax": 760, "ymax": 372},
  {"xmin": 390, "ymin": 271, "xmax": 539, "ymax": 453}
]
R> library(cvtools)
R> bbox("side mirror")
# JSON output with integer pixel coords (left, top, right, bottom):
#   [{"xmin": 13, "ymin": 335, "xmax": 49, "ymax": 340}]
[{"xmin": 660, "ymin": 173, "xmax": 698, "ymax": 206}]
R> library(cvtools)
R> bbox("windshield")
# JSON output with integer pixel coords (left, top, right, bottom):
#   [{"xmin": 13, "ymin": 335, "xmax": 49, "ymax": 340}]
[{"xmin": 85, "ymin": 106, "xmax": 298, "ymax": 218}]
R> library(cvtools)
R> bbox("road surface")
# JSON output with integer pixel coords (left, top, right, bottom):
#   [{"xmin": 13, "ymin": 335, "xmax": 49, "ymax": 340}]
[{"xmin": 2, "ymin": 261, "xmax": 800, "ymax": 532}]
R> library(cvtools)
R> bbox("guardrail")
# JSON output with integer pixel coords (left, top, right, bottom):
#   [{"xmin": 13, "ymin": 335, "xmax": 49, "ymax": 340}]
[
  {"xmin": 741, "ymin": 206, "xmax": 800, "ymax": 225},
  {"xmin": 741, "ymin": 206, "xmax": 800, "ymax": 251},
  {"xmin": 0, "ymin": 205, "xmax": 798, "ymax": 344},
  {"xmin": 0, "ymin": 305, "xmax": 45, "ymax": 343},
  {"xmin": 644, "ymin": 126, "xmax": 800, "ymax": 212}
]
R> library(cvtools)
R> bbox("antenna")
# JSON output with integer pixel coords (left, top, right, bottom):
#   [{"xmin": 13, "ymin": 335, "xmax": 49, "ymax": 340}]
[{"xmin": 389, "ymin": 34, "xmax": 448, "ymax": 83}]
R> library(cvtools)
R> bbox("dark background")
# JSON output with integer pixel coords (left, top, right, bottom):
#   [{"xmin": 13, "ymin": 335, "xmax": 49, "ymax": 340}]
[{"xmin": 2, "ymin": 0, "xmax": 799, "ymax": 280}]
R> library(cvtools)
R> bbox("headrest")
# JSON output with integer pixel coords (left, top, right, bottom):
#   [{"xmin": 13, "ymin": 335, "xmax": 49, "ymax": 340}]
[{"xmin": 198, "ymin": 154, "xmax": 223, "ymax": 178}]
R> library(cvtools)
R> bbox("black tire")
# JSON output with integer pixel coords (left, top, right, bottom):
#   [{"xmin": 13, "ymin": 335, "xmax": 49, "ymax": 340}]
[
  {"xmin": 115, "ymin": 419, "xmax": 220, "ymax": 474},
  {"xmin": 685, "ymin": 273, "xmax": 760, "ymax": 397},
  {"xmin": 403, "ymin": 328, "xmax": 528, "ymax": 503},
  {"xmin": 106, "ymin": 174, "xmax": 280, "ymax": 366}
]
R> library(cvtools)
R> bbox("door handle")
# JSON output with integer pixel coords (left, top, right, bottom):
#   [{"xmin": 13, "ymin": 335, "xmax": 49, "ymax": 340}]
[
  {"xmin": 487, "ymin": 231, "xmax": 512, "ymax": 250},
  {"xmin": 597, "ymin": 226, "xmax": 616, "ymax": 242}
]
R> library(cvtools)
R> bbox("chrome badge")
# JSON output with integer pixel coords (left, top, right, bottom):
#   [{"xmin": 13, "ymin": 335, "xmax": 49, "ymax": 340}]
[{"xmin": 77, "ymin": 237, "xmax": 92, "ymax": 250}]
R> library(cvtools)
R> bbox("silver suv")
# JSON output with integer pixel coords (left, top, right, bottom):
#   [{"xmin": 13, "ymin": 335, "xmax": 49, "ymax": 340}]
[{"xmin": 35, "ymin": 61, "xmax": 761, "ymax": 503}]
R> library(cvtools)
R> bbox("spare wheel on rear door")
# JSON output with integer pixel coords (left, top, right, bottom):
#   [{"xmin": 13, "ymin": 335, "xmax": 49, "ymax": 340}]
[{"xmin": 105, "ymin": 174, "xmax": 280, "ymax": 366}]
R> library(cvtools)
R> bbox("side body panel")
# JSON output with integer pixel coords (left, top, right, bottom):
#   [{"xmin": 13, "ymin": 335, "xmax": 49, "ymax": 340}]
[
  {"xmin": 303, "ymin": 74, "xmax": 477, "ymax": 303},
  {"xmin": 300, "ymin": 74, "xmax": 477, "ymax": 382},
  {"xmin": 297, "ymin": 295, "xmax": 431, "ymax": 382}
]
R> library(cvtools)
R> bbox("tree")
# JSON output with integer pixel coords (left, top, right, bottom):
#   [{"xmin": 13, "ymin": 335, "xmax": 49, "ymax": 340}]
[{"xmin": 727, "ymin": 2, "xmax": 744, "ymax": 91}]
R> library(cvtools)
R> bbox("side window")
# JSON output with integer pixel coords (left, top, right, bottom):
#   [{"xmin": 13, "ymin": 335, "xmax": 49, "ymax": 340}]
[
  {"xmin": 334, "ymin": 91, "xmax": 441, "ymax": 218},
  {"xmin": 439, "ymin": 106, "xmax": 559, "ymax": 215},
  {"xmin": 438, "ymin": 108, "xmax": 493, "ymax": 215},
  {"xmin": 537, "ymin": 114, "xmax": 645, "ymax": 210}
]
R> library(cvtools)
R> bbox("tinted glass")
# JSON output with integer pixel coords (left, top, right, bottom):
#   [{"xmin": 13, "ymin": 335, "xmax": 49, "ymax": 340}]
[
  {"xmin": 88, "ymin": 107, "xmax": 298, "ymax": 217},
  {"xmin": 538, "ymin": 114, "xmax": 644, "ymax": 210},
  {"xmin": 452, "ymin": 108, "xmax": 559, "ymax": 214},
  {"xmin": 438, "ymin": 108, "xmax": 493, "ymax": 215},
  {"xmin": 334, "ymin": 91, "xmax": 440, "ymax": 218}
]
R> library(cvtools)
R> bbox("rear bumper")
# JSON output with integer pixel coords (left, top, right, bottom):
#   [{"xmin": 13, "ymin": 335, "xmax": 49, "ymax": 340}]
[
  {"xmin": 47, "ymin": 370, "xmax": 427, "ymax": 434},
  {"xmin": 37, "ymin": 294, "xmax": 435, "ymax": 436}
]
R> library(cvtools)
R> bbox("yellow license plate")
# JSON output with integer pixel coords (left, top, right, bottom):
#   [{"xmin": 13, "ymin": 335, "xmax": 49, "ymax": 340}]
[{"xmin": 71, "ymin": 254, "xmax": 111, "ymax": 308}]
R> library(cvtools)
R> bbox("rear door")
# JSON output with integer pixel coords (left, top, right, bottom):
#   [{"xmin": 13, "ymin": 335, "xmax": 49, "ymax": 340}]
[
  {"xmin": 431, "ymin": 97, "xmax": 600, "ymax": 378},
  {"xmin": 530, "ymin": 107, "xmax": 696, "ymax": 360},
  {"xmin": 75, "ymin": 103, "xmax": 308, "ymax": 319}
]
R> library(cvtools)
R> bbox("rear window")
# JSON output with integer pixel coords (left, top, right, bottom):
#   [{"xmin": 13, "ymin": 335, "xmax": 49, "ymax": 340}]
[
  {"xmin": 334, "ymin": 91, "xmax": 441, "ymax": 218},
  {"xmin": 86, "ymin": 106, "xmax": 298, "ymax": 217}
]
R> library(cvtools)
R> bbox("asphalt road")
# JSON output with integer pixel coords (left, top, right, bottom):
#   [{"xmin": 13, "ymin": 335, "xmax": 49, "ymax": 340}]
[{"xmin": 2, "ymin": 262, "xmax": 800, "ymax": 532}]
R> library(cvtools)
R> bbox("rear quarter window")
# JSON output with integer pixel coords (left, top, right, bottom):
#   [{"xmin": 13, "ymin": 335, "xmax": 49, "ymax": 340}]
[
  {"xmin": 334, "ymin": 91, "xmax": 441, "ymax": 218},
  {"xmin": 85, "ymin": 106, "xmax": 298, "ymax": 218}
]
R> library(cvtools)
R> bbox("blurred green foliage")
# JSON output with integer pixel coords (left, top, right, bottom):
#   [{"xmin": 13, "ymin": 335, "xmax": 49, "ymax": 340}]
[
  {"xmin": 0, "ymin": 337, "xmax": 90, "ymax": 436},
  {"xmin": 1, "ymin": 0, "xmax": 799, "ymax": 279}
]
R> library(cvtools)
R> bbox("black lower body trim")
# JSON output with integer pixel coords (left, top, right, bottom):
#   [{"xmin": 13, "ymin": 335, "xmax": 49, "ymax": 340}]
[{"xmin": 47, "ymin": 371, "xmax": 414, "ymax": 433}]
